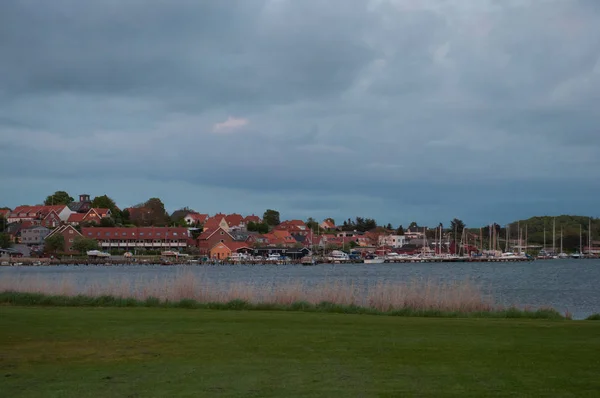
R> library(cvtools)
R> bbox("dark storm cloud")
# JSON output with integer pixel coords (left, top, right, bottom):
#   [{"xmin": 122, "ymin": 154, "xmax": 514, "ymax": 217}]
[{"xmin": 1, "ymin": 0, "xmax": 600, "ymax": 225}]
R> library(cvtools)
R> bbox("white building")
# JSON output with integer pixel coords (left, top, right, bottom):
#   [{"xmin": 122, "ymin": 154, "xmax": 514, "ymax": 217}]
[{"xmin": 378, "ymin": 234, "xmax": 406, "ymax": 248}]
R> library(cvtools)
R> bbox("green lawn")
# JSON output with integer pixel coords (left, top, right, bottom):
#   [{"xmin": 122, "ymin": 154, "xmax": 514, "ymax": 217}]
[{"xmin": 1, "ymin": 307, "xmax": 599, "ymax": 397}]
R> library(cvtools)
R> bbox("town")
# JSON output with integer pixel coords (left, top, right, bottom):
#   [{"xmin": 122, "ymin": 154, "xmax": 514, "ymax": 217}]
[{"xmin": 1, "ymin": 191, "xmax": 599, "ymax": 264}]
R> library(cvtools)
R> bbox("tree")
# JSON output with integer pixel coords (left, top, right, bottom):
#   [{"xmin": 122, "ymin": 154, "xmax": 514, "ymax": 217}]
[
  {"xmin": 45, "ymin": 234, "xmax": 65, "ymax": 254},
  {"xmin": 263, "ymin": 209, "xmax": 280, "ymax": 226},
  {"xmin": 72, "ymin": 236, "xmax": 99, "ymax": 254},
  {"xmin": 408, "ymin": 221, "xmax": 418, "ymax": 229},
  {"xmin": 0, "ymin": 233, "xmax": 11, "ymax": 249},
  {"xmin": 170, "ymin": 207, "xmax": 195, "ymax": 224},
  {"xmin": 306, "ymin": 217, "xmax": 319, "ymax": 233},
  {"xmin": 121, "ymin": 209, "xmax": 130, "ymax": 224},
  {"xmin": 450, "ymin": 218, "xmax": 466, "ymax": 239},
  {"xmin": 91, "ymin": 195, "xmax": 118, "ymax": 213},
  {"xmin": 386, "ymin": 223, "xmax": 393, "ymax": 230},
  {"xmin": 247, "ymin": 221, "xmax": 269, "ymax": 234},
  {"xmin": 99, "ymin": 217, "xmax": 116, "ymax": 228},
  {"xmin": 0, "ymin": 214, "xmax": 7, "ymax": 233},
  {"xmin": 44, "ymin": 191, "xmax": 74, "ymax": 206},
  {"xmin": 130, "ymin": 198, "xmax": 170, "ymax": 226},
  {"xmin": 396, "ymin": 225, "xmax": 405, "ymax": 235},
  {"xmin": 91, "ymin": 195, "xmax": 122, "ymax": 223}
]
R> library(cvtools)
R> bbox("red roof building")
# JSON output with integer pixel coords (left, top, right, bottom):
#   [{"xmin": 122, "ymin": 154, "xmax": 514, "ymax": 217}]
[{"xmin": 82, "ymin": 227, "xmax": 189, "ymax": 251}]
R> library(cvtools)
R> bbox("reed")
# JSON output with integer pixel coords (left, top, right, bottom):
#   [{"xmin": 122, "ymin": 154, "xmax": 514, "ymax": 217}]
[{"xmin": 0, "ymin": 271, "xmax": 565, "ymax": 319}]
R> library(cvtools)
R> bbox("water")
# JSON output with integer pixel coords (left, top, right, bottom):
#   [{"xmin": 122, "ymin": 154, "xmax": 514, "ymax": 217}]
[{"xmin": 1, "ymin": 259, "xmax": 599, "ymax": 319}]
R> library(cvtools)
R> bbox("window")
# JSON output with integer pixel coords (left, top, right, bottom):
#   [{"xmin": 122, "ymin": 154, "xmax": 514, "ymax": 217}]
[
  {"xmin": 173, "ymin": 232, "xmax": 178, "ymax": 236},
  {"xmin": 106, "ymin": 232, "xmax": 111, "ymax": 236},
  {"xmin": 69, "ymin": 239, "xmax": 73, "ymax": 243},
  {"xmin": 69, "ymin": 230, "xmax": 73, "ymax": 234},
  {"xmin": 140, "ymin": 232, "xmax": 144, "ymax": 236},
  {"xmin": 87, "ymin": 232, "xmax": 92, "ymax": 236},
  {"xmin": 122, "ymin": 232, "xmax": 126, "ymax": 236},
  {"xmin": 220, "ymin": 231, "xmax": 224, "ymax": 235},
  {"xmin": 157, "ymin": 233, "xmax": 161, "ymax": 236}
]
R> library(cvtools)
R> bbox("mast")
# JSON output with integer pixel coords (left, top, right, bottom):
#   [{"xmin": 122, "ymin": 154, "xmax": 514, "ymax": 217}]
[
  {"xmin": 543, "ymin": 226, "xmax": 546, "ymax": 251},
  {"xmin": 589, "ymin": 217, "xmax": 592, "ymax": 257},
  {"xmin": 552, "ymin": 217, "xmax": 556, "ymax": 254},
  {"xmin": 525, "ymin": 224, "xmax": 528, "ymax": 255},
  {"xmin": 580, "ymin": 224, "xmax": 583, "ymax": 255},
  {"xmin": 557, "ymin": 227, "xmax": 561, "ymax": 254}
]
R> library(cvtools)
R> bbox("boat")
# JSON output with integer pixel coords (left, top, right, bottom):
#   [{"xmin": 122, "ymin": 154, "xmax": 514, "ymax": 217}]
[
  {"xmin": 87, "ymin": 250, "xmax": 111, "ymax": 258},
  {"xmin": 300, "ymin": 256, "xmax": 317, "ymax": 266},
  {"xmin": 327, "ymin": 250, "xmax": 350, "ymax": 263},
  {"xmin": 363, "ymin": 254, "xmax": 385, "ymax": 264},
  {"xmin": 229, "ymin": 253, "xmax": 251, "ymax": 262},
  {"xmin": 266, "ymin": 253, "xmax": 282, "ymax": 262}
]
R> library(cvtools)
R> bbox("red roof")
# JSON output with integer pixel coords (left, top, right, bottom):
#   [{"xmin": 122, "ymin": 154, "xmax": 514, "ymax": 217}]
[
  {"xmin": 68, "ymin": 213, "xmax": 86, "ymax": 223},
  {"xmin": 225, "ymin": 213, "xmax": 244, "ymax": 227},
  {"xmin": 0, "ymin": 209, "xmax": 11, "ymax": 217},
  {"xmin": 203, "ymin": 215, "xmax": 225, "ymax": 229},
  {"xmin": 223, "ymin": 241, "xmax": 252, "ymax": 251},
  {"xmin": 321, "ymin": 219, "xmax": 336, "ymax": 229},
  {"xmin": 198, "ymin": 226, "xmax": 232, "ymax": 241},
  {"xmin": 186, "ymin": 213, "xmax": 208, "ymax": 223},
  {"xmin": 243, "ymin": 215, "xmax": 261, "ymax": 224},
  {"xmin": 90, "ymin": 208, "xmax": 110, "ymax": 217},
  {"xmin": 10, "ymin": 205, "xmax": 66, "ymax": 218}
]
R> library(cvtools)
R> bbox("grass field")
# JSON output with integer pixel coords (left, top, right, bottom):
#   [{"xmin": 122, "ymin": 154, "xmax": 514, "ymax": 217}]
[{"xmin": 1, "ymin": 307, "xmax": 599, "ymax": 397}]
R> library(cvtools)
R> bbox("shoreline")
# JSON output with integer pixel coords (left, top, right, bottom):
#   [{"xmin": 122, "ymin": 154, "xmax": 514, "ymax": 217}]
[{"xmin": 0, "ymin": 291, "xmax": 576, "ymax": 320}]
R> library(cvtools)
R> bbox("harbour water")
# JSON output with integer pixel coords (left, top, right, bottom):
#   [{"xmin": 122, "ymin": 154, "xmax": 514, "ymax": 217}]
[{"xmin": 1, "ymin": 259, "xmax": 599, "ymax": 319}]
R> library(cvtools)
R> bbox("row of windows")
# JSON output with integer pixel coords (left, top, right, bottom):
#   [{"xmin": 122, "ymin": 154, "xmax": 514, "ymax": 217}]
[{"xmin": 87, "ymin": 232, "xmax": 180, "ymax": 237}]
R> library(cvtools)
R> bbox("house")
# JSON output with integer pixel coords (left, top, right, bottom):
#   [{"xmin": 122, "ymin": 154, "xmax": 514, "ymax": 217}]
[
  {"xmin": 183, "ymin": 212, "xmax": 208, "ymax": 226},
  {"xmin": 274, "ymin": 220, "xmax": 310, "ymax": 236},
  {"xmin": 336, "ymin": 231, "xmax": 364, "ymax": 238},
  {"xmin": 66, "ymin": 208, "xmax": 112, "ymax": 226},
  {"xmin": 405, "ymin": 226, "xmax": 427, "ymax": 240},
  {"xmin": 40, "ymin": 210, "xmax": 62, "ymax": 228},
  {"xmin": 243, "ymin": 214, "xmax": 261, "ymax": 224},
  {"xmin": 197, "ymin": 226, "xmax": 235, "ymax": 255},
  {"xmin": 82, "ymin": 227, "xmax": 189, "ymax": 251},
  {"xmin": 21, "ymin": 226, "xmax": 51, "ymax": 246},
  {"xmin": 45, "ymin": 225, "xmax": 83, "ymax": 254},
  {"xmin": 224, "ymin": 213, "xmax": 244, "ymax": 229},
  {"xmin": 378, "ymin": 234, "xmax": 406, "ymax": 248},
  {"xmin": 68, "ymin": 194, "xmax": 93, "ymax": 213},
  {"xmin": 262, "ymin": 230, "xmax": 298, "ymax": 247},
  {"xmin": 5, "ymin": 221, "xmax": 35, "ymax": 243},
  {"xmin": 67, "ymin": 213, "xmax": 87, "ymax": 225},
  {"xmin": 203, "ymin": 215, "xmax": 230, "ymax": 232},
  {"xmin": 7, "ymin": 205, "xmax": 73, "ymax": 223},
  {"xmin": 320, "ymin": 219, "xmax": 336, "ymax": 230},
  {"xmin": 209, "ymin": 241, "xmax": 253, "ymax": 260}
]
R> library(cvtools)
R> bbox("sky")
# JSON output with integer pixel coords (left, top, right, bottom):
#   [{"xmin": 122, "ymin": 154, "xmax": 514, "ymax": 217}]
[{"xmin": 1, "ymin": 0, "xmax": 600, "ymax": 228}]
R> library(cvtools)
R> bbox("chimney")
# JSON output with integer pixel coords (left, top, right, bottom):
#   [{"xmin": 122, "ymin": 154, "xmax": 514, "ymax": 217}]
[{"xmin": 80, "ymin": 194, "xmax": 90, "ymax": 202}]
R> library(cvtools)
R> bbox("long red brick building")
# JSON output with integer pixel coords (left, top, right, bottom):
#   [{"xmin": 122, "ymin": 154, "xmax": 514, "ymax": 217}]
[{"xmin": 81, "ymin": 227, "xmax": 189, "ymax": 251}]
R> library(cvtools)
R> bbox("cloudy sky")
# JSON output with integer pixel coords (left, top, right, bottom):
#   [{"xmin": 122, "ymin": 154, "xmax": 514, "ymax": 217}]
[{"xmin": 1, "ymin": 0, "xmax": 599, "ymax": 227}]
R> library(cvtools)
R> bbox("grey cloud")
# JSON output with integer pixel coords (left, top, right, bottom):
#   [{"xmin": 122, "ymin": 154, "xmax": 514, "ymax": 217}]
[{"xmin": 2, "ymin": 0, "xmax": 600, "ymax": 225}]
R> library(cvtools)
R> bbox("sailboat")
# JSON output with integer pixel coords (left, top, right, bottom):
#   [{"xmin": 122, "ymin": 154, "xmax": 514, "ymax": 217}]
[
  {"xmin": 571, "ymin": 225, "xmax": 583, "ymax": 259},
  {"xmin": 557, "ymin": 227, "xmax": 568, "ymax": 258}
]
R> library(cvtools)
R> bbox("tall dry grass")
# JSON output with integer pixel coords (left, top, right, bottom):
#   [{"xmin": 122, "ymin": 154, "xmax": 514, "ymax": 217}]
[{"xmin": 0, "ymin": 271, "xmax": 496, "ymax": 313}]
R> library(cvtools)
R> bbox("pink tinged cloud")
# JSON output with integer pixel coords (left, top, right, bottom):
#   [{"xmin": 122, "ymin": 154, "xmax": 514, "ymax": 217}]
[{"xmin": 212, "ymin": 116, "xmax": 249, "ymax": 133}]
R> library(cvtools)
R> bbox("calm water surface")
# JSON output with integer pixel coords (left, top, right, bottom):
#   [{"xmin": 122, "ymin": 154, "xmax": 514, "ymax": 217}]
[{"xmin": 2, "ymin": 259, "xmax": 599, "ymax": 319}]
